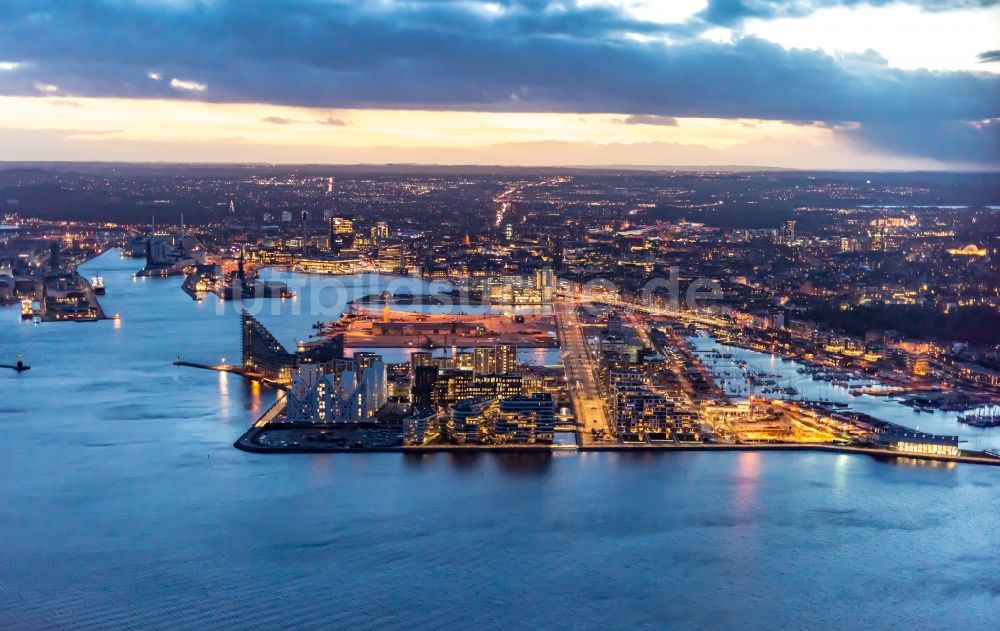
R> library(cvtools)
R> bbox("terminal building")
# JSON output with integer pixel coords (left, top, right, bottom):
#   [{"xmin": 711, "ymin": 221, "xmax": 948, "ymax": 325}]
[{"xmin": 861, "ymin": 417, "xmax": 959, "ymax": 456}]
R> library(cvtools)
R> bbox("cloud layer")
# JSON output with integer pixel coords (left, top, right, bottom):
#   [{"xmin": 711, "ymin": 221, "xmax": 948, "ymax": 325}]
[
  {"xmin": 695, "ymin": 0, "xmax": 999, "ymax": 27},
  {"xmin": 0, "ymin": 0, "xmax": 997, "ymax": 165}
]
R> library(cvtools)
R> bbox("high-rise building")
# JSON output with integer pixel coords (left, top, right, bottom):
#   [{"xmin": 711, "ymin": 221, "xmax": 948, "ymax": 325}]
[
  {"xmin": 781, "ymin": 220, "xmax": 796, "ymax": 245},
  {"xmin": 496, "ymin": 343, "xmax": 517, "ymax": 374},
  {"xmin": 412, "ymin": 365, "xmax": 439, "ymax": 407},
  {"xmin": 473, "ymin": 346, "xmax": 496, "ymax": 375},
  {"xmin": 371, "ymin": 221, "xmax": 389, "ymax": 244},
  {"xmin": 534, "ymin": 266, "xmax": 556, "ymax": 302},
  {"xmin": 471, "ymin": 344, "xmax": 517, "ymax": 375},
  {"xmin": 410, "ymin": 351, "xmax": 435, "ymax": 375},
  {"xmin": 329, "ymin": 216, "xmax": 354, "ymax": 253},
  {"xmin": 454, "ymin": 351, "xmax": 474, "ymax": 371}
]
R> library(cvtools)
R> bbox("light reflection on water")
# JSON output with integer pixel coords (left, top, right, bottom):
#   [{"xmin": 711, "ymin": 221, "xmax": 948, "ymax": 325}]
[{"xmin": 0, "ymin": 251, "xmax": 997, "ymax": 630}]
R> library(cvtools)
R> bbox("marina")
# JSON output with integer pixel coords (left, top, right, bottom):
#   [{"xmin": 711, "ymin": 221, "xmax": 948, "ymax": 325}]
[
  {"xmin": 689, "ymin": 334, "xmax": 1000, "ymax": 452},
  {"xmin": 958, "ymin": 407, "xmax": 1000, "ymax": 428}
]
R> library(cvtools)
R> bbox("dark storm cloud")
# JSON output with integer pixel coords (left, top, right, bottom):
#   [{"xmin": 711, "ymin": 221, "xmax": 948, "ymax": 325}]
[
  {"xmin": 844, "ymin": 119, "xmax": 1000, "ymax": 163},
  {"xmin": 0, "ymin": 0, "xmax": 997, "ymax": 164},
  {"xmin": 696, "ymin": 0, "xmax": 1000, "ymax": 27}
]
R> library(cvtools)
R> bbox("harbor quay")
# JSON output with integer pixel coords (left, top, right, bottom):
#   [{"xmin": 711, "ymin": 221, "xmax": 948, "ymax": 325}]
[
  {"xmin": 223, "ymin": 302, "xmax": 1000, "ymax": 467},
  {"xmin": 232, "ymin": 421, "xmax": 1000, "ymax": 466}
]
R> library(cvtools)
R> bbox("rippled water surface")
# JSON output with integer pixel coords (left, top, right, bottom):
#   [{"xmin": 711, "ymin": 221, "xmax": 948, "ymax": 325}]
[{"xmin": 0, "ymin": 251, "xmax": 997, "ymax": 630}]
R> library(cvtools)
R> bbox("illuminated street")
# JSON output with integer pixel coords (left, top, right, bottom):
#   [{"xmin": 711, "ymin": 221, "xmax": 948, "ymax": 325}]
[{"xmin": 554, "ymin": 300, "xmax": 612, "ymax": 444}]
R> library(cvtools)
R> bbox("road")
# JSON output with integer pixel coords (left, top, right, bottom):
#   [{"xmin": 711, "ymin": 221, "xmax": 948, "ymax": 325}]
[
  {"xmin": 493, "ymin": 177, "xmax": 564, "ymax": 228},
  {"xmin": 554, "ymin": 301, "xmax": 613, "ymax": 445},
  {"xmin": 556, "ymin": 290, "xmax": 726, "ymax": 328}
]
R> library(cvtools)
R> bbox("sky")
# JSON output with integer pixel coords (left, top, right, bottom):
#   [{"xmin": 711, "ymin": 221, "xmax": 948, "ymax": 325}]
[{"xmin": 0, "ymin": 0, "xmax": 998, "ymax": 170}]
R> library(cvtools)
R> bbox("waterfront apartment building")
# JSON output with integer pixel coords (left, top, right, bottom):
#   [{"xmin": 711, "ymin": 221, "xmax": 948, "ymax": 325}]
[
  {"xmin": 496, "ymin": 344, "xmax": 517, "ymax": 374},
  {"xmin": 284, "ymin": 357, "xmax": 388, "ymax": 423},
  {"xmin": 241, "ymin": 310, "xmax": 345, "ymax": 383},
  {"xmin": 446, "ymin": 394, "xmax": 554, "ymax": 444},
  {"xmin": 408, "ymin": 345, "xmax": 517, "ymax": 379},
  {"xmin": 430, "ymin": 370, "xmax": 525, "ymax": 408},
  {"xmin": 447, "ymin": 398, "xmax": 494, "ymax": 444},
  {"xmin": 498, "ymin": 393, "xmax": 556, "ymax": 443},
  {"xmin": 242, "ymin": 310, "xmax": 297, "ymax": 382},
  {"xmin": 402, "ymin": 407, "xmax": 440, "ymax": 445},
  {"xmin": 613, "ymin": 385, "xmax": 673, "ymax": 437},
  {"xmin": 534, "ymin": 266, "xmax": 556, "ymax": 300}
]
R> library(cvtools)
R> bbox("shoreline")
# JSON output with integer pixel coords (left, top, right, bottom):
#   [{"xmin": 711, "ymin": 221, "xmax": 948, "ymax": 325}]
[{"xmin": 233, "ymin": 425, "xmax": 1000, "ymax": 466}]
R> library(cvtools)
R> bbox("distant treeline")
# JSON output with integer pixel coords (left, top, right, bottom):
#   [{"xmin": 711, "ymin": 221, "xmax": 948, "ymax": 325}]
[{"xmin": 802, "ymin": 304, "xmax": 1000, "ymax": 346}]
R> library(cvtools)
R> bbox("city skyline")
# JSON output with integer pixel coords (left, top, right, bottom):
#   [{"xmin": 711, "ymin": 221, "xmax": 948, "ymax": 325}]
[
  {"xmin": 0, "ymin": 0, "xmax": 998, "ymax": 169},
  {"xmin": 1, "ymin": 4, "xmax": 999, "ymax": 628}
]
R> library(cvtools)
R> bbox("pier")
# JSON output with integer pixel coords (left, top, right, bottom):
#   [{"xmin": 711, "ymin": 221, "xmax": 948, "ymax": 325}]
[
  {"xmin": 173, "ymin": 358, "xmax": 244, "ymax": 375},
  {"xmin": 173, "ymin": 357, "xmax": 290, "ymax": 390}
]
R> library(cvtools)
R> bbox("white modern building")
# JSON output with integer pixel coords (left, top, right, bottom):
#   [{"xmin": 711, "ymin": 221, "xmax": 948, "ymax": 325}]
[{"xmin": 285, "ymin": 358, "xmax": 387, "ymax": 423}]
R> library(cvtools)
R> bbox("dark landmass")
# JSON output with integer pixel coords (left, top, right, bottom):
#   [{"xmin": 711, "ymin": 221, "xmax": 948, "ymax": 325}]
[
  {"xmin": 804, "ymin": 304, "xmax": 1000, "ymax": 346},
  {"xmin": 1, "ymin": 163, "xmax": 997, "ymax": 229}
]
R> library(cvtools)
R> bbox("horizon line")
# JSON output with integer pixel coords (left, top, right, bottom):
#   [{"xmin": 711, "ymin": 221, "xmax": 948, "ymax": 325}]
[{"xmin": 1, "ymin": 160, "xmax": 998, "ymax": 175}]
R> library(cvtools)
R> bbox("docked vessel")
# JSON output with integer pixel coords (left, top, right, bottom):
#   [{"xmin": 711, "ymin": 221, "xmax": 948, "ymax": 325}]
[
  {"xmin": 91, "ymin": 275, "xmax": 106, "ymax": 295},
  {"xmin": 20, "ymin": 297, "xmax": 33, "ymax": 320},
  {"xmin": 958, "ymin": 406, "xmax": 1000, "ymax": 428}
]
